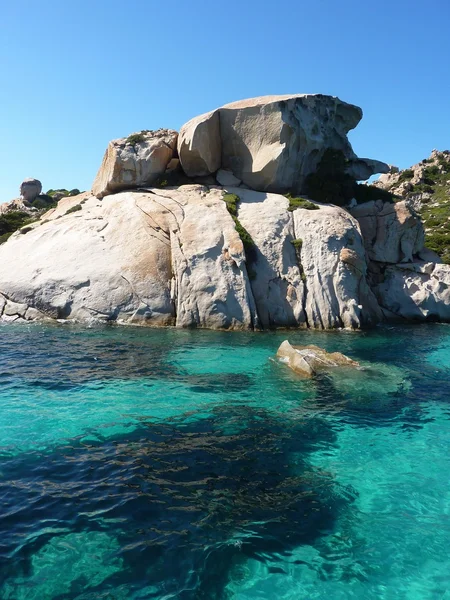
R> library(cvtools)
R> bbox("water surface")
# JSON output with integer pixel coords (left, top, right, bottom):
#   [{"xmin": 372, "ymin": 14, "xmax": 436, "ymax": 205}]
[{"xmin": 1, "ymin": 323, "xmax": 450, "ymax": 599}]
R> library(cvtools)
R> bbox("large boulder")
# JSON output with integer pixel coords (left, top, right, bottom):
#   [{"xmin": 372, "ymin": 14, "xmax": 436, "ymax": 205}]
[
  {"xmin": 276, "ymin": 340, "xmax": 359, "ymax": 378},
  {"xmin": 178, "ymin": 94, "xmax": 388, "ymax": 194},
  {"xmin": 351, "ymin": 200, "xmax": 424, "ymax": 264},
  {"xmin": 292, "ymin": 203, "xmax": 382, "ymax": 328},
  {"xmin": 20, "ymin": 178, "xmax": 42, "ymax": 203},
  {"xmin": 0, "ymin": 187, "xmax": 256, "ymax": 328},
  {"xmin": 92, "ymin": 129, "xmax": 178, "ymax": 199},
  {"xmin": 373, "ymin": 261, "xmax": 450, "ymax": 321}
]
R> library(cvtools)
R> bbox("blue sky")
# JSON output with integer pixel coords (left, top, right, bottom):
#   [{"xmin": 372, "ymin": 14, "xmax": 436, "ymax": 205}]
[{"xmin": 1, "ymin": 0, "xmax": 448, "ymax": 201}]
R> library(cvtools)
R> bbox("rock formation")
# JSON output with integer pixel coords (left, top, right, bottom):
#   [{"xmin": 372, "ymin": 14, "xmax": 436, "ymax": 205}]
[
  {"xmin": 276, "ymin": 340, "xmax": 359, "ymax": 378},
  {"xmin": 178, "ymin": 94, "xmax": 389, "ymax": 194},
  {"xmin": 20, "ymin": 178, "xmax": 42, "ymax": 203},
  {"xmin": 0, "ymin": 95, "xmax": 449, "ymax": 329},
  {"xmin": 92, "ymin": 129, "xmax": 178, "ymax": 199}
]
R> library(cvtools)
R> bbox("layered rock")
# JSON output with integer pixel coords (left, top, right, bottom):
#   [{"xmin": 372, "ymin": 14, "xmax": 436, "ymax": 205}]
[
  {"xmin": 276, "ymin": 340, "xmax": 359, "ymax": 378},
  {"xmin": 92, "ymin": 129, "xmax": 178, "ymax": 199},
  {"xmin": 351, "ymin": 200, "xmax": 424, "ymax": 264},
  {"xmin": 20, "ymin": 178, "xmax": 42, "ymax": 203},
  {"xmin": 178, "ymin": 94, "xmax": 389, "ymax": 194}
]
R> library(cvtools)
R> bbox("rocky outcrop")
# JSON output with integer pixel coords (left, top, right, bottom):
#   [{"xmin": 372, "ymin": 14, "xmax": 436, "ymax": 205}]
[
  {"xmin": 20, "ymin": 178, "xmax": 42, "ymax": 203},
  {"xmin": 351, "ymin": 200, "xmax": 424, "ymax": 264},
  {"xmin": 92, "ymin": 129, "xmax": 178, "ymax": 199},
  {"xmin": 0, "ymin": 184, "xmax": 387, "ymax": 330},
  {"xmin": 373, "ymin": 261, "xmax": 450, "ymax": 321},
  {"xmin": 2, "ymin": 96, "xmax": 449, "ymax": 330},
  {"xmin": 178, "ymin": 94, "xmax": 388, "ymax": 194},
  {"xmin": 292, "ymin": 203, "xmax": 382, "ymax": 328},
  {"xmin": 0, "ymin": 187, "xmax": 256, "ymax": 328},
  {"xmin": 234, "ymin": 188, "xmax": 306, "ymax": 328},
  {"xmin": 276, "ymin": 340, "xmax": 359, "ymax": 378}
]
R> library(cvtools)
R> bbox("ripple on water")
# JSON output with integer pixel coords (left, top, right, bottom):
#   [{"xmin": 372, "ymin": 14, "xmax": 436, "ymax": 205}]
[{"xmin": 0, "ymin": 323, "xmax": 450, "ymax": 598}]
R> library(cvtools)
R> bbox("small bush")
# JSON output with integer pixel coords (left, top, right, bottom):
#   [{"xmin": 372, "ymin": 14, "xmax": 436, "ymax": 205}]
[
  {"xmin": 126, "ymin": 132, "xmax": 146, "ymax": 146},
  {"xmin": 291, "ymin": 238, "xmax": 303, "ymax": 250},
  {"xmin": 69, "ymin": 188, "xmax": 81, "ymax": 196},
  {"xmin": 304, "ymin": 149, "xmax": 356, "ymax": 206},
  {"xmin": 31, "ymin": 195, "xmax": 58, "ymax": 210},
  {"xmin": 223, "ymin": 193, "xmax": 240, "ymax": 216},
  {"xmin": 0, "ymin": 232, "xmax": 13, "ymax": 244},
  {"xmin": 354, "ymin": 184, "xmax": 396, "ymax": 204},
  {"xmin": 285, "ymin": 194, "xmax": 319, "ymax": 211},
  {"xmin": 398, "ymin": 169, "xmax": 414, "ymax": 182},
  {"xmin": 65, "ymin": 204, "xmax": 82, "ymax": 215}
]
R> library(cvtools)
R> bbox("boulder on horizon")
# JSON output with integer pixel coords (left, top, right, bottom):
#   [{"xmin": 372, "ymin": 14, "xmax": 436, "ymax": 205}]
[{"xmin": 20, "ymin": 178, "xmax": 42, "ymax": 203}]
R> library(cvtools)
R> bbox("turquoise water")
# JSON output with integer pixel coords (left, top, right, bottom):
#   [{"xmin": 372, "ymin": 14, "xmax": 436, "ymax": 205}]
[{"xmin": 1, "ymin": 323, "xmax": 450, "ymax": 599}]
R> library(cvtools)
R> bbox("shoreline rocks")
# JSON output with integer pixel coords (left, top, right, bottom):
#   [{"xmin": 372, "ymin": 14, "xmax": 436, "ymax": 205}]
[{"xmin": 0, "ymin": 94, "xmax": 449, "ymax": 329}]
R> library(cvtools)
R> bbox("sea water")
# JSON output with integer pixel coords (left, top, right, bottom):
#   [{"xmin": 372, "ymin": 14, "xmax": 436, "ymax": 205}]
[{"xmin": 0, "ymin": 322, "xmax": 450, "ymax": 599}]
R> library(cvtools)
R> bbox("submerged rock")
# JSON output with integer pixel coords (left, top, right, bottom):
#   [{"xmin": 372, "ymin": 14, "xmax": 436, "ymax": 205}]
[{"xmin": 276, "ymin": 340, "xmax": 359, "ymax": 378}]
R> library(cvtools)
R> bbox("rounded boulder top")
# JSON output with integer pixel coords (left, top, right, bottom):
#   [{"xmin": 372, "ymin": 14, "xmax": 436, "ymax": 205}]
[{"xmin": 20, "ymin": 178, "xmax": 42, "ymax": 203}]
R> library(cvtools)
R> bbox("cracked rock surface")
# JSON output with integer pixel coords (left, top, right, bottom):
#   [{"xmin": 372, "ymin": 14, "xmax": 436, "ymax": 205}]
[{"xmin": 0, "ymin": 185, "xmax": 395, "ymax": 329}]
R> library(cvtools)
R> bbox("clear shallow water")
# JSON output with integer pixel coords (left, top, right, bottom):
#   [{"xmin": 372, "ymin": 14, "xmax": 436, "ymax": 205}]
[{"xmin": 0, "ymin": 324, "xmax": 450, "ymax": 599}]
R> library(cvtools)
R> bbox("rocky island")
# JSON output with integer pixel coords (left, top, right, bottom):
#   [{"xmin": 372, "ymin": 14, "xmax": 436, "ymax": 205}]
[{"xmin": 0, "ymin": 93, "xmax": 449, "ymax": 329}]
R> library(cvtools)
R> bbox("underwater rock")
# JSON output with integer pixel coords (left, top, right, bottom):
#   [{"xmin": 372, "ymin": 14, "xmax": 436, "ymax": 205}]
[{"xmin": 276, "ymin": 340, "xmax": 359, "ymax": 378}]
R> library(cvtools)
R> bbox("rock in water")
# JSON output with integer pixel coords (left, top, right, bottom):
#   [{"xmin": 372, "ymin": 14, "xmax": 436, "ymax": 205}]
[
  {"xmin": 276, "ymin": 340, "xmax": 359, "ymax": 378},
  {"xmin": 20, "ymin": 178, "xmax": 42, "ymax": 203},
  {"xmin": 92, "ymin": 129, "xmax": 178, "ymax": 199},
  {"xmin": 178, "ymin": 94, "xmax": 388, "ymax": 194}
]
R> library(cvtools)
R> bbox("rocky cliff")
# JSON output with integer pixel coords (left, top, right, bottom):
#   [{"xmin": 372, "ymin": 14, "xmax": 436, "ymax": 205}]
[{"xmin": 0, "ymin": 94, "xmax": 448, "ymax": 329}]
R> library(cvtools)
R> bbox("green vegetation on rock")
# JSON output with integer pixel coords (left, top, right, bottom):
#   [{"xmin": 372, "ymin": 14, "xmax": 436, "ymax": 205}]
[
  {"xmin": 222, "ymin": 193, "xmax": 256, "ymax": 260},
  {"xmin": 126, "ymin": 131, "xmax": 149, "ymax": 146},
  {"xmin": 377, "ymin": 150, "xmax": 450, "ymax": 263},
  {"xmin": 285, "ymin": 194, "xmax": 319, "ymax": 211},
  {"xmin": 0, "ymin": 211, "xmax": 35, "ymax": 244},
  {"xmin": 291, "ymin": 238, "xmax": 303, "ymax": 250},
  {"xmin": 65, "ymin": 204, "xmax": 83, "ymax": 215},
  {"xmin": 304, "ymin": 148, "xmax": 395, "ymax": 207}
]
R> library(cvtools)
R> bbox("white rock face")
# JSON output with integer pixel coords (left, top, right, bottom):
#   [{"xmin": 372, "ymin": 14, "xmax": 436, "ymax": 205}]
[
  {"xmin": 234, "ymin": 188, "xmax": 306, "ymax": 327},
  {"xmin": 216, "ymin": 169, "xmax": 241, "ymax": 187},
  {"xmin": 92, "ymin": 129, "xmax": 178, "ymax": 199},
  {"xmin": 20, "ymin": 178, "xmax": 42, "ymax": 203},
  {"xmin": 292, "ymin": 203, "xmax": 382, "ymax": 328},
  {"xmin": 0, "ymin": 184, "xmax": 385, "ymax": 330},
  {"xmin": 351, "ymin": 200, "xmax": 424, "ymax": 264},
  {"xmin": 374, "ymin": 262, "xmax": 450, "ymax": 321},
  {"xmin": 178, "ymin": 110, "xmax": 221, "ymax": 176},
  {"xmin": 178, "ymin": 94, "xmax": 388, "ymax": 194},
  {"xmin": 0, "ymin": 187, "xmax": 256, "ymax": 329}
]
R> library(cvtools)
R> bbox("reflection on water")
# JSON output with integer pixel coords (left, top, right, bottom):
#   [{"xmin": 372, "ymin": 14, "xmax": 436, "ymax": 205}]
[{"xmin": 0, "ymin": 323, "xmax": 450, "ymax": 598}]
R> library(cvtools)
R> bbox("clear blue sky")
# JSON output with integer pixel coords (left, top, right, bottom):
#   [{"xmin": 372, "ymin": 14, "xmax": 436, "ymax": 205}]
[{"xmin": 1, "ymin": 0, "xmax": 449, "ymax": 201}]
